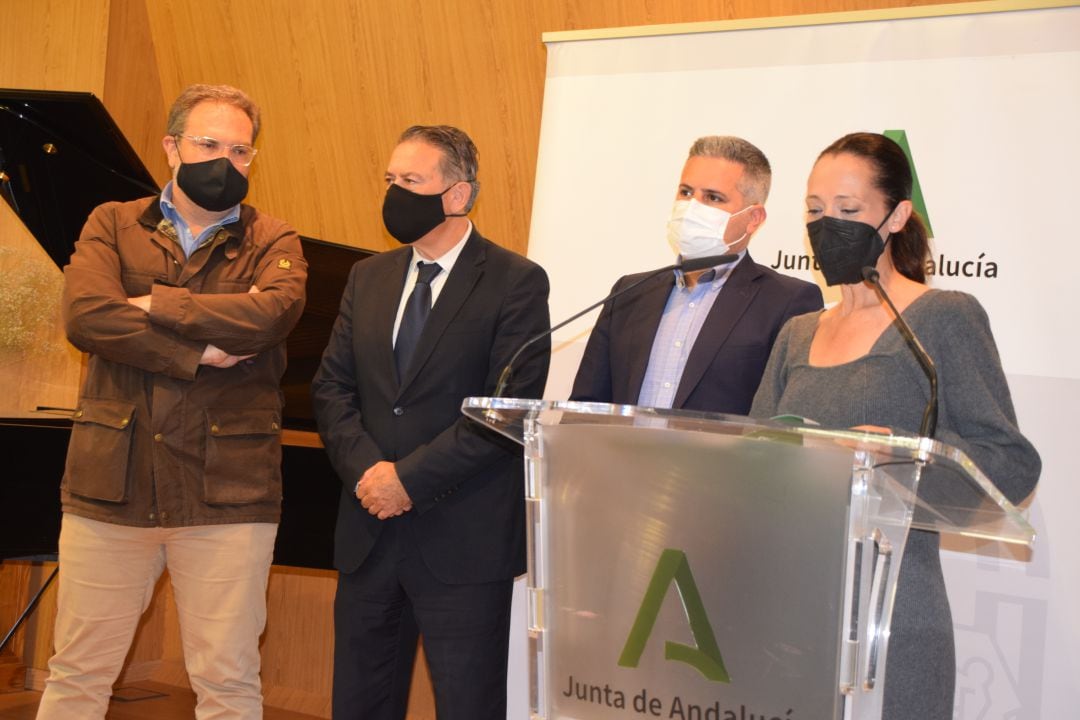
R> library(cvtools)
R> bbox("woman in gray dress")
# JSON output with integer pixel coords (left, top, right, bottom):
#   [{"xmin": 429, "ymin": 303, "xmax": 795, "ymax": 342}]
[{"xmin": 751, "ymin": 132, "xmax": 1040, "ymax": 720}]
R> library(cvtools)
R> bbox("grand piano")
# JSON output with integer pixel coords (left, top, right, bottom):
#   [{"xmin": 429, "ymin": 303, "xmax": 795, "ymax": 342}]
[{"xmin": 0, "ymin": 88, "xmax": 372, "ymax": 570}]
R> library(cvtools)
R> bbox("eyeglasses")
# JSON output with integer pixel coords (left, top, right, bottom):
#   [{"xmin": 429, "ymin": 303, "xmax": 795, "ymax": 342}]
[{"xmin": 175, "ymin": 134, "xmax": 258, "ymax": 167}]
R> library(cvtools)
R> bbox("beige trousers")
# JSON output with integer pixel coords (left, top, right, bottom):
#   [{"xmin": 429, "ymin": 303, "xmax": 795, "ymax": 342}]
[{"xmin": 36, "ymin": 514, "xmax": 278, "ymax": 720}]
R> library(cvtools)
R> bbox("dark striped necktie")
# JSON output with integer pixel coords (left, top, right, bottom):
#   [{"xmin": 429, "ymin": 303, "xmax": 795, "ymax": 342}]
[{"xmin": 395, "ymin": 261, "xmax": 443, "ymax": 379}]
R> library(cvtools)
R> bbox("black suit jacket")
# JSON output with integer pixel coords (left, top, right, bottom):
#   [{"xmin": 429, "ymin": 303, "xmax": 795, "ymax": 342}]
[
  {"xmin": 311, "ymin": 230, "xmax": 550, "ymax": 582},
  {"xmin": 571, "ymin": 253, "xmax": 822, "ymax": 414}
]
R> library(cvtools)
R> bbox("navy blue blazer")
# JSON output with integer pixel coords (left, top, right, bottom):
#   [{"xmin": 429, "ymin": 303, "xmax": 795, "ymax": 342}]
[
  {"xmin": 571, "ymin": 253, "xmax": 822, "ymax": 414},
  {"xmin": 311, "ymin": 230, "xmax": 551, "ymax": 582}
]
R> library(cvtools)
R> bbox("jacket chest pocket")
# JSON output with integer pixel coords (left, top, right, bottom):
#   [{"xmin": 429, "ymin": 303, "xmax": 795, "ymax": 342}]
[
  {"xmin": 64, "ymin": 399, "xmax": 137, "ymax": 502},
  {"xmin": 120, "ymin": 269, "xmax": 170, "ymax": 297},
  {"xmin": 117, "ymin": 233, "xmax": 176, "ymax": 295},
  {"xmin": 199, "ymin": 252, "xmax": 258, "ymax": 293},
  {"xmin": 203, "ymin": 408, "xmax": 282, "ymax": 505}
]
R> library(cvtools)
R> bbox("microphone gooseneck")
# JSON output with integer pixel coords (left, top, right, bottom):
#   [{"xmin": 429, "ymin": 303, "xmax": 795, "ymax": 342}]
[
  {"xmin": 492, "ymin": 253, "xmax": 738, "ymax": 398},
  {"xmin": 861, "ymin": 266, "xmax": 938, "ymax": 438}
]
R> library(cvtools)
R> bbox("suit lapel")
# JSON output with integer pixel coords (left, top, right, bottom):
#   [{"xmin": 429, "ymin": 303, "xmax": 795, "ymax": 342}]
[
  {"xmin": 623, "ymin": 273, "xmax": 676, "ymax": 402},
  {"xmin": 376, "ymin": 250, "xmax": 412, "ymax": 387},
  {"xmin": 396, "ymin": 232, "xmax": 485, "ymax": 396},
  {"xmin": 673, "ymin": 255, "xmax": 761, "ymax": 408}
]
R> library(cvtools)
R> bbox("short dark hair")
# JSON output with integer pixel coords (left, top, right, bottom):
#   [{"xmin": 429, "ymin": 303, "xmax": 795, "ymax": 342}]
[
  {"xmin": 688, "ymin": 135, "xmax": 772, "ymax": 205},
  {"xmin": 166, "ymin": 84, "xmax": 261, "ymax": 141},
  {"xmin": 399, "ymin": 125, "xmax": 480, "ymax": 211},
  {"xmin": 817, "ymin": 132, "xmax": 929, "ymax": 282}
]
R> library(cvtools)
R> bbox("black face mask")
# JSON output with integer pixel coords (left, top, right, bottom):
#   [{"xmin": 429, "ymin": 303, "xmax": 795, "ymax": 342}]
[
  {"xmin": 176, "ymin": 157, "xmax": 249, "ymax": 212},
  {"xmin": 382, "ymin": 183, "xmax": 465, "ymax": 245},
  {"xmin": 807, "ymin": 211, "xmax": 893, "ymax": 286}
]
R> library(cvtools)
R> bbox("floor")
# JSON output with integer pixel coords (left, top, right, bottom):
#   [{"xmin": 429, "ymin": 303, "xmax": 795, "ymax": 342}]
[{"xmin": 0, "ymin": 682, "xmax": 321, "ymax": 719}]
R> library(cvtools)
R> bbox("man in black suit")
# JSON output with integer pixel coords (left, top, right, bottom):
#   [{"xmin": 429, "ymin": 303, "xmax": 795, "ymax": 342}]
[
  {"xmin": 572, "ymin": 135, "xmax": 822, "ymax": 413},
  {"xmin": 311, "ymin": 125, "xmax": 550, "ymax": 720}
]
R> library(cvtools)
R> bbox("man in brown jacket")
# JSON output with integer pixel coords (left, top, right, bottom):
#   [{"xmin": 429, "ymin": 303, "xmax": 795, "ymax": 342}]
[{"xmin": 36, "ymin": 84, "xmax": 307, "ymax": 720}]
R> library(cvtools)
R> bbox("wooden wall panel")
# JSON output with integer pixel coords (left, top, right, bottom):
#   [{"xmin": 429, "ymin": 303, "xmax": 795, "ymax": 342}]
[
  {"xmin": 1, "ymin": 561, "xmax": 59, "ymax": 686},
  {"xmin": 0, "ymin": 0, "xmax": 985, "ymax": 257},
  {"xmin": 3, "ymin": 557, "xmax": 444, "ymax": 719},
  {"xmin": 0, "ymin": 0, "xmax": 110, "ymax": 95},
  {"xmin": 103, "ymin": 0, "xmax": 172, "ymax": 186},
  {"xmin": 123, "ymin": 0, "xmax": 979, "ymax": 257},
  {"xmin": 256, "ymin": 567, "xmax": 336, "ymax": 717},
  {"xmin": 0, "ymin": 563, "xmax": 34, "ymax": 665}
]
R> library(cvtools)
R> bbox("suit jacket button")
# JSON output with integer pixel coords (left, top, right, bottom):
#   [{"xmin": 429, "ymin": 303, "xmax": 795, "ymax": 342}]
[{"xmin": 393, "ymin": 407, "xmax": 404, "ymax": 416}]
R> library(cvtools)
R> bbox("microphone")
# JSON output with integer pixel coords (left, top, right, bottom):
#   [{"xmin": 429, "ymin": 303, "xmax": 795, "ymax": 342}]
[
  {"xmin": 861, "ymin": 266, "xmax": 938, "ymax": 438},
  {"xmin": 492, "ymin": 253, "xmax": 739, "ymax": 398}
]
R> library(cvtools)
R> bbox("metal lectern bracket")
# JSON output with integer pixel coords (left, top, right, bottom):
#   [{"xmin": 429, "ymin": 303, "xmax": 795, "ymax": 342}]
[{"xmin": 862, "ymin": 528, "xmax": 893, "ymax": 690}]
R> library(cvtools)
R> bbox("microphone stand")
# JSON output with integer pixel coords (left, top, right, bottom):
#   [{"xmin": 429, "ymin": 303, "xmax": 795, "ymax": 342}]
[
  {"xmin": 492, "ymin": 254, "xmax": 738, "ymax": 398},
  {"xmin": 861, "ymin": 267, "xmax": 938, "ymax": 438}
]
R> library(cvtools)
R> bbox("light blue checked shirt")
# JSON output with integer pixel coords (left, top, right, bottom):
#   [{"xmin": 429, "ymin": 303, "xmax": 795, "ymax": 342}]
[
  {"xmin": 159, "ymin": 181, "xmax": 240, "ymax": 258},
  {"xmin": 637, "ymin": 254, "xmax": 743, "ymax": 408}
]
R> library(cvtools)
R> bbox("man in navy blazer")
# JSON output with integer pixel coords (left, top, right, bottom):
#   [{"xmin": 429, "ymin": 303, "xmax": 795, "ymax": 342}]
[
  {"xmin": 311, "ymin": 125, "xmax": 550, "ymax": 720},
  {"xmin": 572, "ymin": 136, "xmax": 822, "ymax": 414}
]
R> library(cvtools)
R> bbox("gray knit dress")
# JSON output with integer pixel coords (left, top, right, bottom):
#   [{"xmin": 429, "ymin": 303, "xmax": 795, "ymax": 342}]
[{"xmin": 750, "ymin": 289, "xmax": 1040, "ymax": 720}]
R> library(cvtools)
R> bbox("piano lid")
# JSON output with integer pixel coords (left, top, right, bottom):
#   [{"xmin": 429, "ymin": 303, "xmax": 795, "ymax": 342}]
[
  {"xmin": 0, "ymin": 89, "xmax": 160, "ymax": 269},
  {"xmin": 283, "ymin": 237, "xmax": 376, "ymax": 431}
]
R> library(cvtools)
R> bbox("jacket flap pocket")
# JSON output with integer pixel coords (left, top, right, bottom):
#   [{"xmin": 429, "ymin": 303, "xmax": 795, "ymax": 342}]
[
  {"xmin": 64, "ymin": 398, "xmax": 136, "ymax": 503},
  {"xmin": 206, "ymin": 408, "xmax": 281, "ymax": 437},
  {"xmin": 72, "ymin": 399, "xmax": 136, "ymax": 429}
]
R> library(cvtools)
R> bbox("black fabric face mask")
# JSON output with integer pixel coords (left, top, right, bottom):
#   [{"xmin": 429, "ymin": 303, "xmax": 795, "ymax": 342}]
[
  {"xmin": 176, "ymin": 157, "xmax": 249, "ymax": 212},
  {"xmin": 807, "ymin": 211, "xmax": 892, "ymax": 286},
  {"xmin": 382, "ymin": 183, "xmax": 465, "ymax": 245}
]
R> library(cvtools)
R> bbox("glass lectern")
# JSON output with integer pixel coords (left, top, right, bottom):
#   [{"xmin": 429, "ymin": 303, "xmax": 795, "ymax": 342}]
[{"xmin": 462, "ymin": 398, "xmax": 1034, "ymax": 720}]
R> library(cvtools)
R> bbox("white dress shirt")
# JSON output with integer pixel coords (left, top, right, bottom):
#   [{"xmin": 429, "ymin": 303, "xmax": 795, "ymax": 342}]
[{"xmin": 392, "ymin": 221, "xmax": 473, "ymax": 346}]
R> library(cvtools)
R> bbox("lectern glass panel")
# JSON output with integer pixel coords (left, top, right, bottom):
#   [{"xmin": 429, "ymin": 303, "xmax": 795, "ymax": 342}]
[{"xmin": 462, "ymin": 398, "xmax": 1034, "ymax": 720}]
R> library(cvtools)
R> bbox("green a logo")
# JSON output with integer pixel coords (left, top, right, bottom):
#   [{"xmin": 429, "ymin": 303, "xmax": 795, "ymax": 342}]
[
  {"xmin": 617, "ymin": 549, "xmax": 730, "ymax": 683},
  {"xmin": 883, "ymin": 129, "xmax": 934, "ymax": 238}
]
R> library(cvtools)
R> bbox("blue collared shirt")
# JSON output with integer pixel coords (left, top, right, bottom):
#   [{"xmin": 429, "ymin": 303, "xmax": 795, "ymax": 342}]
[
  {"xmin": 636, "ymin": 254, "xmax": 743, "ymax": 409},
  {"xmin": 159, "ymin": 181, "xmax": 241, "ymax": 258}
]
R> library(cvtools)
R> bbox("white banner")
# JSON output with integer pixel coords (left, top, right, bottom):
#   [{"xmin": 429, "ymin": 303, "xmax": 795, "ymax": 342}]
[{"xmin": 518, "ymin": 3, "xmax": 1080, "ymax": 718}]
